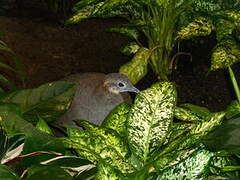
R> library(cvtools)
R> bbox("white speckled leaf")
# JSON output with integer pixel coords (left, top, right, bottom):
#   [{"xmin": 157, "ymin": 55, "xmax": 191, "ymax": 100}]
[
  {"xmin": 120, "ymin": 48, "xmax": 151, "ymax": 85},
  {"xmin": 127, "ymin": 82, "xmax": 177, "ymax": 164}
]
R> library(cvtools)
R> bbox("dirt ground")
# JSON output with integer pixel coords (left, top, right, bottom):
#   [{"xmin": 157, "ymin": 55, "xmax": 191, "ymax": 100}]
[{"xmin": 0, "ymin": 9, "xmax": 239, "ymax": 112}]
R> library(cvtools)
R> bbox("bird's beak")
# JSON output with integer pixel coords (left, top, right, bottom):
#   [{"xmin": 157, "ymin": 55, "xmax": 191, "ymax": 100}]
[{"xmin": 128, "ymin": 86, "xmax": 140, "ymax": 93}]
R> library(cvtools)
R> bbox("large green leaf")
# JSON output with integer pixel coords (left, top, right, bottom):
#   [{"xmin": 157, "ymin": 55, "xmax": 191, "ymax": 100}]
[
  {"xmin": 202, "ymin": 113, "xmax": 240, "ymax": 153},
  {"xmin": 158, "ymin": 148, "xmax": 214, "ymax": 179},
  {"xmin": 128, "ymin": 81, "xmax": 177, "ymax": 164},
  {"xmin": 176, "ymin": 17, "xmax": 213, "ymax": 40},
  {"xmin": 96, "ymin": 160, "xmax": 126, "ymax": 180},
  {"xmin": 0, "ymin": 103, "xmax": 33, "ymax": 136},
  {"xmin": 211, "ymin": 38, "xmax": 240, "ymax": 71},
  {"xmin": 107, "ymin": 26, "xmax": 140, "ymax": 40},
  {"xmin": 153, "ymin": 111, "xmax": 225, "ymax": 171},
  {"xmin": 120, "ymin": 42, "xmax": 140, "ymax": 56},
  {"xmin": 0, "ymin": 165, "xmax": 20, "ymax": 180},
  {"xmin": 66, "ymin": 2, "xmax": 104, "ymax": 24},
  {"xmin": 26, "ymin": 165, "xmax": 72, "ymax": 180},
  {"xmin": 120, "ymin": 48, "xmax": 151, "ymax": 85},
  {"xmin": 0, "ymin": 81, "xmax": 76, "ymax": 123},
  {"xmin": 102, "ymin": 102, "xmax": 132, "ymax": 136},
  {"xmin": 75, "ymin": 120, "xmax": 130, "ymax": 158},
  {"xmin": 225, "ymin": 100, "xmax": 240, "ymax": 119},
  {"xmin": 62, "ymin": 127, "xmax": 135, "ymax": 174}
]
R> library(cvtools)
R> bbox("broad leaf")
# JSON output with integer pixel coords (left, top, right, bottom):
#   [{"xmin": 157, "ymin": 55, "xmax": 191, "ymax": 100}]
[
  {"xmin": 225, "ymin": 100, "xmax": 240, "ymax": 119},
  {"xmin": 202, "ymin": 113, "xmax": 240, "ymax": 153},
  {"xmin": 120, "ymin": 48, "xmax": 151, "ymax": 84},
  {"xmin": 174, "ymin": 103, "xmax": 211, "ymax": 122},
  {"xmin": 128, "ymin": 81, "xmax": 177, "ymax": 164},
  {"xmin": 107, "ymin": 26, "xmax": 140, "ymax": 40},
  {"xmin": 176, "ymin": 17, "xmax": 213, "ymax": 40},
  {"xmin": 0, "ymin": 81, "xmax": 76, "ymax": 123},
  {"xmin": 102, "ymin": 102, "xmax": 131, "ymax": 136},
  {"xmin": 63, "ymin": 127, "xmax": 135, "ymax": 174},
  {"xmin": 96, "ymin": 160, "xmax": 126, "ymax": 180},
  {"xmin": 26, "ymin": 165, "xmax": 72, "ymax": 180},
  {"xmin": 75, "ymin": 120, "xmax": 130, "ymax": 158},
  {"xmin": 158, "ymin": 148, "xmax": 214, "ymax": 179},
  {"xmin": 36, "ymin": 118, "xmax": 53, "ymax": 135},
  {"xmin": 211, "ymin": 38, "xmax": 240, "ymax": 71},
  {"xmin": 0, "ymin": 165, "xmax": 20, "ymax": 180},
  {"xmin": 120, "ymin": 42, "xmax": 140, "ymax": 55}
]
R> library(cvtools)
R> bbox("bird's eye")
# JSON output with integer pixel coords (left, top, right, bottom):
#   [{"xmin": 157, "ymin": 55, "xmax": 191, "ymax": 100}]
[{"xmin": 118, "ymin": 82, "xmax": 125, "ymax": 87}]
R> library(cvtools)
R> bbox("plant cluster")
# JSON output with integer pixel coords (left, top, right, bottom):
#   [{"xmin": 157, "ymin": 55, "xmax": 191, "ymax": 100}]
[{"xmin": 0, "ymin": 0, "xmax": 240, "ymax": 179}]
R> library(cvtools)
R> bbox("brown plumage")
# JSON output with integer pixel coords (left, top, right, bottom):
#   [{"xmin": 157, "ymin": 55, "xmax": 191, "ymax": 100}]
[{"xmin": 57, "ymin": 72, "xmax": 139, "ymax": 126}]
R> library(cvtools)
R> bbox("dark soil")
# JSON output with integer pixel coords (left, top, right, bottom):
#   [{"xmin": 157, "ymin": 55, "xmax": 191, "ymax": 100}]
[{"xmin": 0, "ymin": 7, "xmax": 239, "ymax": 112}]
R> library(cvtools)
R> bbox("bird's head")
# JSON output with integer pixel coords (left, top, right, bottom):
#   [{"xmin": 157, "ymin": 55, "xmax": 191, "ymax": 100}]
[{"xmin": 104, "ymin": 73, "xmax": 139, "ymax": 94}]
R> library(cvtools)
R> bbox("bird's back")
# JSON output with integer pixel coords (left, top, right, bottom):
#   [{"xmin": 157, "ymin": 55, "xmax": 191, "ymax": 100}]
[{"xmin": 58, "ymin": 73, "xmax": 131, "ymax": 126}]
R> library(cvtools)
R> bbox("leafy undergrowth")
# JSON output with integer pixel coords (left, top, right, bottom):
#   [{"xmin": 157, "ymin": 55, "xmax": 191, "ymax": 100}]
[{"xmin": 0, "ymin": 80, "xmax": 239, "ymax": 179}]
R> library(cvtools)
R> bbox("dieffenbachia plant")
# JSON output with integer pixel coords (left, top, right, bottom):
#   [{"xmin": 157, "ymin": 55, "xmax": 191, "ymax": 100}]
[
  {"xmin": 61, "ymin": 82, "xmax": 239, "ymax": 179},
  {"xmin": 67, "ymin": 0, "xmax": 240, "ymax": 83}
]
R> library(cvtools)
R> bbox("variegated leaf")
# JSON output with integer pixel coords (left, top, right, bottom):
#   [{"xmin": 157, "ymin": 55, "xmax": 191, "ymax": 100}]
[
  {"xmin": 211, "ymin": 39, "xmax": 240, "ymax": 71},
  {"xmin": 120, "ymin": 48, "xmax": 151, "ymax": 85},
  {"xmin": 64, "ymin": 127, "xmax": 135, "ymax": 174},
  {"xmin": 174, "ymin": 103, "xmax": 211, "ymax": 122},
  {"xmin": 128, "ymin": 81, "xmax": 177, "ymax": 164},
  {"xmin": 190, "ymin": 112, "xmax": 225, "ymax": 137},
  {"xmin": 224, "ymin": 10, "xmax": 240, "ymax": 28},
  {"xmin": 102, "ymin": 102, "xmax": 132, "ymax": 136},
  {"xmin": 96, "ymin": 160, "xmax": 126, "ymax": 180},
  {"xmin": 72, "ymin": 0, "xmax": 104, "ymax": 12},
  {"xmin": 176, "ymin": 17, "xmax": 213, "ymax": 40},
  {"xmin": 66, "ymin": 2, "xmax": 104, "ymax": 24},
  {"xmin": 225, "ymin": 100, "xmax": 240, "ymax": 119},
  {"xmin": 158, "ymin": 148, "xmax": 214, "ymax": 179},
  {"xmin": 107, "ymin": 26, "xmax": 140, "ymax": 40},
  {"xmin": 75, "ymin": 119, "xmax": 130, "ymax": 158},
  {"xmin": 94, "ymin": 0, "xmax": 131, "ymax": 18},
  {"xmin": 215, "ymin": 19, "xmax": 235, "ymax": 41},
  {"xmin": 120, "ymin": 42, "xmax": 140, "ymax": 56}
]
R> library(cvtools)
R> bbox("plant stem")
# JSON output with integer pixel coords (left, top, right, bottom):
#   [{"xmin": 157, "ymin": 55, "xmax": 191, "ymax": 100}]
[{"xmin": 228, "ymin": 66, "xmax": 240, "ymax": 102}]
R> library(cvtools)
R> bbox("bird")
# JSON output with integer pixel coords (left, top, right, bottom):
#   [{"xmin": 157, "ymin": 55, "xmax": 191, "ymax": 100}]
[{"xmin": 57, "ymin": 72, "xmax": 139, "ymax": 126}]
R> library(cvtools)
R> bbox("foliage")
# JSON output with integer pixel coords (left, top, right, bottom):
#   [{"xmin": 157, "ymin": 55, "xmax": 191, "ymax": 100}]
[
  {"xmin": 0, "ymin": 78, "xmax": 238, "ymax": 178},
  {"xmin": 0, "ymin": 40, "xmax": 26, "ymax": 90},
  {"xmin": 68, "ymin": 0, "xmax": 240, "ymax": 83}
]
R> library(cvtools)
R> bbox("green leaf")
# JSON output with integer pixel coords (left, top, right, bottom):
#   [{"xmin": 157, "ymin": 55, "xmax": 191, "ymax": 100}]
[
  {"xmin": 36, "ymin": 118, "xmax": 53, "ymax": 135},
  {"xmin": 120, "ymin": 42, "xmax": 140, "ymax": 56},
  {"xmin": 107, "ymin": 26, "xmax": 140, "ymax": 40},
  {"xmin": 0, "ymin": 103, "xmax": 33, "ymax": 136},
  {"xmin": 102, "ymin": 102, "xmax": 131, "ymax": 136},
  {"xmin": 42, "ymin": 156, "xmax": 92, "ymax": 168},
  {"xmin": 0, "ymin": 165, "xmax": 20, "ymax": 180},
  {"xmin": 96, "ymin": 160, "xmax": 126, "ymax": 180},
  {"xmin": 225, "ymin": 100, "xmax": 240, "ymax": 119},
  {"xmin": 74, "ymin": 167, "xmax": 97, "ymax": 180},
  {"xmin": 26, "ymin": 165, "xmax": 72, "ymax": 180},
  {"xmin": 128, "ymin": 81, "xmax": 177, "ymax": 164},
  {"xmin": 21, "ymin": 132, "xmax": 65, "ymax": 168},
  {"xmin": 66, "ymin": 2, "xmax": 104, "ymax": 24},
  {"xmin": 158, "ymin": 148, "xmax": 214, "ymax": 179},
  {"xmin": 63, "ymin": 128, "xmax": 135, "ymax": 173},
  {"xmin": 215, "ymin": 18, "xmax": 235, "ymax": 41},
  {"xmin": 0, "ymin": 81, "xmax": 76, "ymax": 123},
  {"xmin": 94, "ymin": 0, "xmax": 130, "ymax": 18},
  {"xmin": 120, "ymin": 48, "xmax": 151, "ymax": 85},
  {"xmin": 176, "ymin": 17, "xmax": 213, "ymax": 40},
  {"xmin": 72, "ymin": 0, "xmax": 103, "ymax": 11},
  {"xmin": 202, "ymin": 113, "xmax": 240, "ymax": 153},
  {"xmin": 153, "ymin": 112, "xmax": 225, "ymax": 171},
  {"xmin": 75, "ymin": 120, "xmax": 130, "ymax": 158},
  {"xmin": 211, "ymin": 38, "xmax": 240, "ymax": 70},
  {"xmin": 174, "ymin": 103, "xmax": 211, "ymax": 122}
]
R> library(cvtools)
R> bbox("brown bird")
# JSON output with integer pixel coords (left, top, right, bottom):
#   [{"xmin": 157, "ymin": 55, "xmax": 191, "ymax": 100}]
[{"xmin": 57, "ymin": 72, "xmax": 139, "ymax": 126}]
